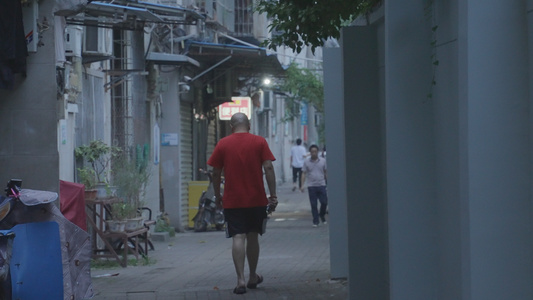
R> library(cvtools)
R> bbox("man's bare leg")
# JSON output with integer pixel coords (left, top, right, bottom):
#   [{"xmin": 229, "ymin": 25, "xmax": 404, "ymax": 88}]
[
  {"xmin": 232, "ymin": 234, "xmax": 247, "ymax": 288},
  {"xmin": 246, "ymin": 232, "xmax": 260, "ymax": 283}
]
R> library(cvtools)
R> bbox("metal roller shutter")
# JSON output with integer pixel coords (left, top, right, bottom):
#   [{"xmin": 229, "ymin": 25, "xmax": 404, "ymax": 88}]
[{"xmin": 180, "ymin": 101, "xmax": 193, "ymax": 229}]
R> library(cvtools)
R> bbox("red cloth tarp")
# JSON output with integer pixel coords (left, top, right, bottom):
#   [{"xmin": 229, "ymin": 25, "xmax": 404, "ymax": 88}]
[{"xmin": 59, "ymin": 180, "xmax": 87, "ymax": 231}]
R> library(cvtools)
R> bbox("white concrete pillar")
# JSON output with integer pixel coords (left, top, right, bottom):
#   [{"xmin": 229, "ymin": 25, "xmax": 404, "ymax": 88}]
[
  {"xmin": 339, "ymin": 25, "xmax": 389, "ymax": 299},
  {"xmin": 462, "ymin": 1, "xmax": 532, "ymax": 299},
  {"xmin": 384, "ymin": 0, "xmax": 436, "ymax": 298},
  {"xmin": 323, "ymin": 47, "xmax": 348, "ymax": 279}
]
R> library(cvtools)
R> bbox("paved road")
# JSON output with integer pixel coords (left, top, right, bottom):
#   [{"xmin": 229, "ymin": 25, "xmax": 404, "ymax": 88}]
[{"xmin": 90, "ymin": 183, "xmax": 347, "ymax": 299}]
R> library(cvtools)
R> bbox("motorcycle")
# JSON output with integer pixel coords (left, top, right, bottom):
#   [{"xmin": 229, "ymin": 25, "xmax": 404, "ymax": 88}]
[{"xmin": 192, "ymin": 169, "xmax": 225, "ymax": 232}]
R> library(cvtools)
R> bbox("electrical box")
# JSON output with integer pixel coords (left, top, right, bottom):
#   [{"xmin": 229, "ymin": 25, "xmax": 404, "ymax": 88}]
[
  {"xmin": 21, "ymin": 0, "xmax": 39, "ymax": 53},
  {"xmin": 65, "ymin": 26, "xmax": 82, "ymax": 57}
]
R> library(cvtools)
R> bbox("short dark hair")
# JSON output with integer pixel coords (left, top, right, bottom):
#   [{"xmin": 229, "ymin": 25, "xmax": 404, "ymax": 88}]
[
  {"xmin": 296, "ymin": 138, "xmax": 302, "ymax": 145},
  {"xmin": 309, "ymin": 144, "xmax": 319, "ymax": 152}
]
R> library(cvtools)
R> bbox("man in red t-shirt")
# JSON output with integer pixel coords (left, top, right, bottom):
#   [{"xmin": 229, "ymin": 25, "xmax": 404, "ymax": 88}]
[{"xmin": 207, "ymin": 112, "xmax": 277, "ymax": 295}]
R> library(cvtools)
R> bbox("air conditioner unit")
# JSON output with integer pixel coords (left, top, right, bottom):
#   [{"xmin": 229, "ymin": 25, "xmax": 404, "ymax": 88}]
[
  {"xmin": 65, "ymin": 26, "xmax": 82, "ymax": 57},
  {"xmin": 83, "ymin": 24, "xmax": 113, "ymax": 56}
]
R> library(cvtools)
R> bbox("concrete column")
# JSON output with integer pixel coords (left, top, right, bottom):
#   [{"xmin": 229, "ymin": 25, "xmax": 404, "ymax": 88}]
[
  {"xmin": 463, "ymin": 1, "xmax": 532, "ymax": 299},
  {"xmin": 160, "ymin": 70, "xmax": 181, "ymax": 229},
  {"xmin": 384, "ymin": 0, "xmax": 436, "ymax": 298},
  {"xmin": 323, "ymin": 47, "xmax": 348, "ymax": 279},
  {"xmin": 340, "ymin": 25, "xmax": 389, "ymax": 299},
  {"xmin": 328, "ymin": 1, "xmax": 533, "ymax": 299}
]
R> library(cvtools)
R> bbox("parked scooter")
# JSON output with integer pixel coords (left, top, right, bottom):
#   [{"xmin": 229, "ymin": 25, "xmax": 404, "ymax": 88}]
[
  {"xmin": 192, "ymin": 169, "xmax": 224, "ymax": 232},
  {"xmin": 0, "ymin": 179, "xmax": 94, "ymax": 300}
]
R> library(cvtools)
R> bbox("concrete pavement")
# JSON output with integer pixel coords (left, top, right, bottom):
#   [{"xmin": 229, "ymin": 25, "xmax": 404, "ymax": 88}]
[{"xmin": 90, "ymin": 183, "xmax": 347, "ymax": 299}]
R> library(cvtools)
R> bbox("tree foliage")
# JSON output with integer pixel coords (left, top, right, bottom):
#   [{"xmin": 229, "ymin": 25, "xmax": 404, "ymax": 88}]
[
  {"xmin": 278, "ymin": 63, "xmax": 325, "ymax": 144},
  {"xmin": 279, "ymin": 62, "xmax": 324, "ymax": 117},
  {"xmin": 256, "ymin": 0, "xmax": 381, "ymax": 53}
]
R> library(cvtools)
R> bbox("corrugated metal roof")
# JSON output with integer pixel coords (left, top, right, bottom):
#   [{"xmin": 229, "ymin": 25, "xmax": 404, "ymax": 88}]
[
  {"xmin": 186, "ymin": 41, "xmax": 286, "ymax": 77},
  {"xmin": 66, "ymin": 0, "xmax": 204, "ymax": 30}
]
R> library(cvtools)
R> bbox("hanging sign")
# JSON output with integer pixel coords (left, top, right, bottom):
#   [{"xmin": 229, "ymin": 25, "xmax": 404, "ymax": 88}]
[
  {"xmin": 218, "ymin": 97, "xmax": 252, "ymax": 120},
  {"xmin": 300, "ymin": 102, "xmax": 308, "ymax": 125}
]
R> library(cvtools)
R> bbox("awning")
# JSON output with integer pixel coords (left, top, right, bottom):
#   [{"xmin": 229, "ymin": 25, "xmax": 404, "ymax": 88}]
[
  {"xmin": 66, "ymin": 0, "xmax": 204, "ymax": 30},
  {"xmin": 186, "ymin": 41, "xmax": 286, "ymax": 78},
  {"xmin": 146, "ymin": 52, "xmax": 200, "ymax": 67},
  {"xmin": 184, "ymin": 41, "xmax": 287, "ymax": 113}
]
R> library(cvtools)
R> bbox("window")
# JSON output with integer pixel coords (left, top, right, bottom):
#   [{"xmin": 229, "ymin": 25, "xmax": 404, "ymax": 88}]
[{"xmin": 234, "ymin": 0, "xmax": 253, "ymax": 36}]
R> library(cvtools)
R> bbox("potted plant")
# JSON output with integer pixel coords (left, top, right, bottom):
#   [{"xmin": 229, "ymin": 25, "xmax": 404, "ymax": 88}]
[
  {"xmin": 112, "ymin": 154, "xmax": 151, "ymax": 231},
  {"xmin": 78, "ymin": 167, "xmax": 97, "ymax": 200},
  {"xmin": 105, "ymin": 202, "xmax": 134, "ymax": 232},
  {"xmin": 75, "ymin": 140, "xmax": 121, "ymax": 198}
]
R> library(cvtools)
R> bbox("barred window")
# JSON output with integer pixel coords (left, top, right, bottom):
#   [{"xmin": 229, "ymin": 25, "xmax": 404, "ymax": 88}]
[{"xmin": 234, "ymin": 0, "xmax": 253, "ymax": 35}]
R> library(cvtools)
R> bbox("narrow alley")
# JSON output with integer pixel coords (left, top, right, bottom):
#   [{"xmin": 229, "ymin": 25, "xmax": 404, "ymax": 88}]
[{"xmin": 90, "ymin": 183, "xmax": 347, "ymax": 299}]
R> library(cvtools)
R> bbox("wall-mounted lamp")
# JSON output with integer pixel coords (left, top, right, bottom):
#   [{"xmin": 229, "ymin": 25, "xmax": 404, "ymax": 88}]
[{"xmin": 178, "ymin": 82, "xmax": 190, "ymax": 93}]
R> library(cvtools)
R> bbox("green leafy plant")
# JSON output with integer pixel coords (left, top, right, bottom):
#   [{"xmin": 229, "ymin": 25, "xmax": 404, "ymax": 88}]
[
  {"xmin": 425, "ymin": 0, "xmax": 438, "ymax": 101},
  {"xmin": 110, "ymin": 202, "xmax": 137, "ymax": 220},
  {"xmin": 155, "ymin": 214, "xmax": 175, "ymax": 237},
  {"xmin": 112, "ymin": 146, "xmax": 151, "ymax": 217},
  {"xmin": 77, "ymin": 167, "xmax": 97, "ymax": 190},
  {"xmin": 75, "ymin": 140, "xmax": 121, "ymax": 185},
  {"xmin": 256, "ymin": 0, "xmax": 382, "ymax": 53},
  {"xmin": 275, "ymin": 62, "xmax": 325, "ymax": 144},
  {"xmin": 280, "ymin": 63, "xmax": 324, "ymax": 114},
  {"xmin": 91, "ymin": 256, "xmax": 154, "ymax": 269}
]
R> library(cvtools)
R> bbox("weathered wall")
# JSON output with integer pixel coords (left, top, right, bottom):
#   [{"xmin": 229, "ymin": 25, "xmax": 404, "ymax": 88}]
[
  {"xmin": 326, "ymin": 0, "xmax": 533, "ymax": 299},
  {"xmin": 0, "ymin": 0, "xmax": 59, "ymax": 192}
]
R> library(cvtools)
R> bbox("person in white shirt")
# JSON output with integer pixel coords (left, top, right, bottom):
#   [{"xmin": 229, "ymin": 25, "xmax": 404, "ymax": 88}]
[
  {"xmin": 301, "ymin": 144, "xmax": 328, "ymax": 227},
  {"xmin": 290, "ymin": 138, "xmax": 307, "ymax": 192}
]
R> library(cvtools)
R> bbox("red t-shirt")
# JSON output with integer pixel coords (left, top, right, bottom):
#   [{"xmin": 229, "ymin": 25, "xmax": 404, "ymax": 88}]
[{"xmin": 207, "ymin": 132, "xmax": 276, "ymax": 209}]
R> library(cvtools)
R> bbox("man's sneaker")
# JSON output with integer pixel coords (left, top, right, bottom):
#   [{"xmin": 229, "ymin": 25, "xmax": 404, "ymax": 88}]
[
  {"xmin": 312, "ymin": 224, "xmax": 318, "ymax": 228},
  {"xmin": 322, "ymin": 221, "xmax": 327, "ymax": 225},
  {"xmin": 292, "ymin": 187, "xmax": 296, "ymax": 191}
]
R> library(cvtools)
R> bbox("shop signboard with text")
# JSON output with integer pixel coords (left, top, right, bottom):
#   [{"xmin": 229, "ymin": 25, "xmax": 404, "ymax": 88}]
[{"xmin": 218, "ymin": 97, "xmax": 252, "ymax": 120}]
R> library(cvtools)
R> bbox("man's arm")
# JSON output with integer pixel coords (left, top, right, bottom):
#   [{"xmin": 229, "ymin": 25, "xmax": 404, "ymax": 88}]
[
  {"xmin": 300, "ymin": 170, "xmax": 306, "ymax": 192},
  {"xmin": 263, "ymin": 160, "xmax": 276, "ymax": 197},
  {"xmin": 262, "ymin": 160, "xmax": 277, "ymax": 210},
  {"xmin": 324, "ymin": 161, "xmax": 327, "ymax": 184},
  {"xmin": 212, "ymin": 167, "xmax": 223, "ymax": 208}
]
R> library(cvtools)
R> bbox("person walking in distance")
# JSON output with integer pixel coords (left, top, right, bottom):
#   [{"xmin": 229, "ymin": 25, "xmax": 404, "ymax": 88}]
[
  {"xmin": 300, "ymin": 144, "xmax": 328, "ymax": 227},
  {"xmin": 290, "ymin": 138, "xmax": 307, "ymax": 191},
  {"xmin": 207, "ymin": 112, "xmax": 278, "ymax": 295}
]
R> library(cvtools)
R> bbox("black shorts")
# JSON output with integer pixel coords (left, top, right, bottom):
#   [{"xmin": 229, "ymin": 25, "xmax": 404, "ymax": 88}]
[{"xmin": 224, "ymin": 206, "xmax": 268, "ymax": 238}]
